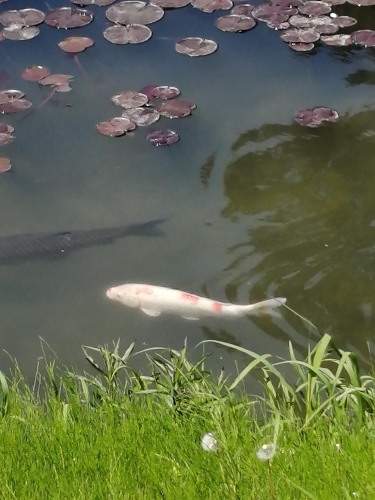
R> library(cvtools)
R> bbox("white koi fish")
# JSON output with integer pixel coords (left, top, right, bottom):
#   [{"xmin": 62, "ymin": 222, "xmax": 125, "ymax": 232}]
[{"xmin": 106, "ymin": 283, "xmax": 286, "ymax": 320}]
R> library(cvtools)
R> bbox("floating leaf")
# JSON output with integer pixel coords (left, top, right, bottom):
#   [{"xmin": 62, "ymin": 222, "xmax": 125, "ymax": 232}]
[
  {"xmin": 139, "ymin": 84, "xmax": 158, "ymax": 100},
  {"xmin": 267, "ymin": 19, "xmax": 289, "ymax": 29},
  {"xmin": 151, "ymin": 86, "xmax": 180, "ymax": 99},
  {"xmin": 294, "ymin": 107, "xmax": 339, "ymax": 127},
  {"xmin": 0, "ymin": 8, "xmax": 45, "ymax": 27},
  {"xmin": 122, "ymin": 107, "xmax": 160, "ymax": 125},
  {"xmin": 146, "ymin": 129, "xmax": 179, "ymax": 146},
  {"xmin": 97, "ymin": 117, "xmax": 136, "ymax": 136},
  {"xmin": 0, "ymin": 90, "xmax": 25, "ymax": 103},
  {"xmin": 191, "ymin": 0, "xmax": 233, "ymax": 13},
  {"xmin": 45, "ymin": 8, "xmax": 93, "ymax": 29},
  {"xmin": 3, "ymin": 25, "xmax": 40, "ymax": 40},
  {"xmin": 0, "ymin": 157, "xmax": 11, "ymax": 172},
  {"xmin": 103, "ymin": 24, "xmax": 152, "ymax": 44},
  {"xmin": 289, "ymin": 41, "xmax": 315, "ymax": 51},
  {"xmin": 106, "ymin": 1, "xmax": 164, "ymax": 25},
  {"xmin": 298, "ymin": 1, "xmax": 331, "ymax": 16},
  {"xmin": 112, "ymin": 91, "xmax": 148, "ymax": 108},
  {"xmin": 20, "ymin": 65, "xmax": 51, "ymax": 81},
  {"xmin": 231, "ymin": 4, "xmax": 254, "ymax": 16},
  {"xmin": 0, "ymin": 132, "xmax": 14, "ymax": 146},
  {"xmin": 280, "ymin": 28, "xmax": 320, "ymax": 43},
  {"xmin": 252, "ymin": 3, "xmax": 296, "ymax": 22},
  {"xmin": 0, "ymin": 99, "xmax": 32, "ymax": 113},
  {"xmin": 215, "ymin": 14, "xmax": 256, "ymax": 32},
  {"xmin": 158, "ymin": 98, "xmax": 196, "ymax": 118},
  {"xmin": 351, "ymin": 30, "xmax": 375, "ymax": 47},
  {"xmin": 175, "ymin": 37, "xmax": 218, "ymax": 56},
  {"xmin": 70, "ymin": 0, "xmax": 116, "ymax": 5},
  {"xmin": 38, "ymin": 74, "xmax": 73, "ymax": 87},
  {"xmin": 331, "ymin": 16, "xmax": 357, "ymax": 28},
  {"xmin": 0, "ymin": 124, "xmax": 14, "ymax": 133},
  {"xmin": 321, "ymin": 33, "xmax": 352, "ymax": 46},
  {"xmin": 58, "ymin": 36, "xmax": 94, "ymax": 53},
  {"xmin": 347, "ymin": 0, "xmax": 375, "ymax": 5},
  {"xmin": 289, "ymin": 15, "xmax": 338, "ymax": 34},
  {"xmin": 150, "ymin": 0, "xmax": 190, "ymax": 8}
]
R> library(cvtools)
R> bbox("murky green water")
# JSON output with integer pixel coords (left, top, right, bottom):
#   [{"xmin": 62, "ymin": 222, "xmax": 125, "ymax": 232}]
[{"xmin": 1, "ymin": 0, "xmax": 375, "ymax": 378}]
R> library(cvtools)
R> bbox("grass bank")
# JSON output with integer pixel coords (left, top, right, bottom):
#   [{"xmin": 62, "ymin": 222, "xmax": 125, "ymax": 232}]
[{"xmin": 0, "ymin": 332, "xmax": 374, "ymax": 499}]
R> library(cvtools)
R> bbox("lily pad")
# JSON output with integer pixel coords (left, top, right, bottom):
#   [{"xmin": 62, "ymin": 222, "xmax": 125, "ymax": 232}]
[
  {"xmin": 149, "ymin": 0, "xmax": 191, "ymax": 8},
  {"xmin": 106, "ymin": 1, "xmax": 164, "ymax": 25},
  {"xmin": 0, "ymin": 99, "xmax": 32, "ymax": 113},
  {"xmin": 151, "ymin": 86, "xmax": 181, "ymax": 99},
  {"xmin": 175, "ymin": 37, "xmax": 218, "ymax": 56},
  {"xmin": 0, "ymin": 157, "xmax": 11, "ymax": 172},
  {"xmin": 103, "ymin": 24, "xmax": 152, "ymax": 44},
  {"xmin": 347, "ymin": 0, "xmax": 375, "ymax": 5},
  {"xmin": 139, "ymin": 84, "xmax": 158, "ymax": 100},
  {"xmin": 20, "ymin": 65, "xmax": 51, "ymax": 81},
  {"xmin": 122, "ymin": 107, "xmax": 160, "ymax": 125},
  {"xmin": 321, "ymin": 33, "xmax": 352, "ymax": 45},
  {"xmin": 0, "ymin": 124, "xmax": 14, "ymax": 133},
  {"xmin": 215, "ymin": 14, "xmax": 256, "ymax": 32},
  {"xmin": 3, "ymin": 25, "xmax": 40, "ymax": 40},
  {"xmin": 252, "ymin": 4, "xmax": 296, "ymax": 23},
  {"xmin": 112, "ymin": 91, "xmax": 148, "ymax": 108},
  {"xmin": 351, "ymin": 30, "xmax": 375, "ymax": 47},
  {"xmin": 289, "ymin": 15, "xmax": 338, "ymax": 34},
  {"xmin": 0, "ymin": 90, "xmax": 25, "ymax": 103},
  {"xmin": 231, "ymin": 4, "xmax": 254, "ymax": 16},
  {"xmin": 146, "ymin": 129, "xmax": 179, "ymax": 146},
  {"xmin": 97, "ymin": 117, "xmax": 136, "ymax": 136},
  {"xmin": 298, "ymin": 1, "xmax": 331, "ymax": 16},
  {"xmin": 158, "ymin": 98, "xmax": 196, "ymax": 118},
  {"xmin": 45, "ymin": 8, "xmax": 94, "ymax": 29},
  {"xmin": 289, "ymin": 41, "xmax": 315, "ymax": 51},
  {"xmin": 191, "ymin": 0, "xmax": 233, "ymax": 12},
  {"xmin": 294, "ymin": 107, "xmax": 339, "ymax": 127},
  {"xmin": 0, "ymin": 132, "xmax": 14, "ymax": 146},
  {"xmin": 331, "ymin": 16, "xmax": 357, "ymax": 28},
  {"xmin": 280, "ymin": 28, "xmax": 320, "ymax": 43},
  {"xmin": 0, "ymin": 8, "xmax": 45, "ymax": 27},
  {"xmin": 38, "ymin": 74, "xmax": 73, "ymax": 87},
  {"xmin": 70, "ymin": 0, "xmax": 116, "ymax": 5},
  {"xmin": 58, "ymin": 36, "xmax": 94, "ymax": 53}
]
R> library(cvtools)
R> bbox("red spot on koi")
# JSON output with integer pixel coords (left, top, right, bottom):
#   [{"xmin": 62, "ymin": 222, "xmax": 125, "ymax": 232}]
[
  {"xmin": 212, "ymin": 302, "xmax": 223, "ymax": 313},
  {"xmin": 135, "ymin": 286, "xmax": 153, "ymax": 295},
  {"xmin": 180, "ymin": 293, "xmax": 199, "ymax": 304}
]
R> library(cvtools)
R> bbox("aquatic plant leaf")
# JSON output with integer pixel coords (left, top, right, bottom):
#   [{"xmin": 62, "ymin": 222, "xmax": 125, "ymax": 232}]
[
  {"xmin": 70, "ymin": 0, "xmax": 116, "ymax": 5},
  {"xmin": 347, "ymin": 0, "xmax": 375, "ymax": 5},
  {"xmin": 294, "ymin": 107, "xmax": 339, "ymax": 127},
  {"xmin": 351, "ymin": 30, "xmax": 375, "ymax": 47},
  {"xmin": 45, "ymin": 8, "xmax": 93, "ymax": 29},
  {"xmin": 58, "ymin": 36, "xmax": 94, "ymax": 53},
  {"xmin": 191, "ymin": 0, "xmax": 233, "ymax": 13},
  {"xmin": 150, "ymin": 0, "xmax": 190, "ymax": 8},
  {"xmin": 252, "ymin": 3, "xmax": 296, "ymax": 22},
  {"xmin": 158, "ymin": 98, "xmax": 196, "ymax": 118},
  {"xmin": 267, "ymin": 19, "xmax": 289, "ymax": 29},
  {"xmin": 0, "ymin": 31, "xmax": 4, "ymax": 42},
  {"xmin": 0, "ymin": 124, "xmax": 14, "ymax": 133},
  {"xmin": 280, "ymin": 27, "xmax": 320, "ymax": 43},
  {"xmin": 146, "ymin": 129, "xmax": 179, "ymax": 146},
  {"xmin": 20, "ymin": 65, "xmax": 51, "ymax": 81},
  {"xmin": 0, "ymin": 99, "xmax": 32, "ymax": 113},
  {"xmin": 103, "ymin": 24, "xmax": 152, "ymax": 44},
  {"xmin": 0, "ymin": 90, "xmax": 25, "ymax": 103},
  {"xmin": 175, "ymin": 37, "xmax": 218, "ymax": 56},
  {"xmin": 298, "ymin": 1, "xmax": 331, "ymax": 16},
  {"xmin": 0, "ymin": 8, "xmax": 45, "ymax": 27},
  {"xmin": 0, "ymin": 157, "xmax": 11, "ymax": 172},
  {"xmin": 324, "ymin": 0, "xmax": 346, "ymax": 4},
  {"xmin": 106, "ymin": 1, "xmax": 164, "ymax": 25},
  {"xmin": 139, "ymin": 84, "xmax": 158, "ymax": 100},
  {"xmin": 152, "ymin": 86, "xmax": 180, "ymax": 99},
  {"xmin": 289, "ymin": 15, "xmax": 338, "ymax": 33},
  {"xmin": 215, "ymin": 14, "xmax": 256, "ymax": 32},
  {"xmin": 0, "ymin": 132, "xmax": 14, "ymax": 146},
  {"xmin": 112, "ymin": 91, "xmax": 148, "ymax": 108},
  {"xmin": 231, "ymin": 4, "xmax": 254, "ymax": 16},
  {"xmin": 55, "ymin": 84, "xmax": 72, "ymax": 93},
  {"xmin": 122, "ymin": 107, "xmax": 160, "ymax": 125},
  {"xmin": 97, "ymin": 117, "xmax": 136, "ymax": 136},
  {"xmin": 3, "ymin": 25, "xmax": 39, "ymax": 40},
  {"xmin": 321, "ymin": 33, "xmax": 352, "ymax": 45},
  {"xmin": 289, "ymin": 41, "xmax": 315, "ymax": 51},
  {"xmin": 38, "ymin": 74, "xmax": 73, "ymax": 87},
  {"xmin": 331, "ymin": 16, "xmax": 357, "ymax": 28},
  {"xmin": 271, "ymin": 0, "xmax": 302, "ymax": 6}
]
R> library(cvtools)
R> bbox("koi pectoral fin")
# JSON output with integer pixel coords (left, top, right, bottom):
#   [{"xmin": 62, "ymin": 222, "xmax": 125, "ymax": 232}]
[{"xmin": 141, "ymin": 308, "xmax": 161, "ymax": 317}]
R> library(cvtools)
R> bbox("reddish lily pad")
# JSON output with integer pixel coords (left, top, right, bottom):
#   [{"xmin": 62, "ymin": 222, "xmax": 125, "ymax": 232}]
[
  {"xmin": 321, "ymin": 33, "xmax": 352, "ymax": 46},
  {"xmin": 331, "ymin": 16, "xmax": 357, "ymax": 28},
  {"xmin": 45, "ymin": 8, "xmax": 93, "ymax": 29},
  {"xmin": 294, "ymin": 107, "xmax": 339, "ymax": 127},
  {"xmin": 252, "ymin": 4, "xmax": 296, "ymax": 23},
  {"xmin": 0, "ymin": 90, "xmax": 25, "ymax": 103},
  {"xmin": 122, "ymin": 107, "xmax": 160, "ymax": 125},
  {"xmin": 112, "ymin": 91, "xmax": 148, "ymax": 108},
  {"xmin": 97, "ymin": 117, "xmax": 136, "ymax": 136},
  {"xmin": 289, "ymin": 41, "xmax": 315, "ymax": 51},
  {"xmin": 151, "ymin": 86, "xmax": 181, "ymax": 99},
  {"xmin": 175, "ymin": 37, "xmax": 218, "ymax": 56},
  {"xmin": 106, "ymin": 1, "xmax": 164, "ymax": 25},
  {"xmin": 0, "ymin": 124, "xmax": 14, "ymax": 133},
  {"xmin": 70, "ymin": 0, "xmax": 116, "ymax": 5},
  {"xmin": 3, "ymin": 25, "xmax": 40, "ymax": 40},
  {"xmin": 268, "ymin": 19, "xmax": 290, "ymax": 29},
  {"xmin": 215, "ymin": 14, "xmax": 256, "ymax": 32},
  {"xmin": 38, "ymin": 74, "xmax": 73, "ymax": 87},
  {"xmin": 347, "ymin": 0, "xmax": 375, "ymax": 5},
  {"xmin": 158, "ymin": 98, "xmax": 196, "ymax": 118},
  {"xmin": 20, "ymin": 65, "xmax": 51, "ymax": 81},
  {"xmin": 139, "ymin": 84, "xmax": 158, "ymax": 100},
  {"xmin": 191, "ymin": 0, "xmax": 233, "ymax": 12},
  {"xmin": 231, "ymin": 4, "xmax": 254, "ymax": 16},
  {"xmin": 149, "ymin": 0, "xmax": 190, "ymax": 8},
  {"xmin": 351, "ymin": 30, "xmax": 375, "ymax": 47},
  {"xmin": 289, "ymin": 15, "xmax": 338, "ymax": 34},
  {"xmin": 0, "ymin": 99, "xmax": 32, "ymax": 113},
  {"xmin": 0, "ymin": 8, "xmax": 45, "ymax": 27},
  {"xmin": 103, "ymin": 24, "xmax": 152, "ymax": 44},
  {"xmin": 0, "ymin": 157, "xmax": 11, "ymax": 172},
  {"xmin": 58, "ymin": 36, "xmax": 94, "ymax": 53},
  {"xmin": 298, "ymin": 1, "xmax": 331, "ymax": 16},
  {"xmin": 280, "ymin": 28, "xmax": 320, "ymax": 43},
  {"xmin": 0, "ymin": 132, "xmax": 14, "ymax": 146},
  {"xmin": 146, "ymin": 129, "xmax": 179, "ymax": 146}
]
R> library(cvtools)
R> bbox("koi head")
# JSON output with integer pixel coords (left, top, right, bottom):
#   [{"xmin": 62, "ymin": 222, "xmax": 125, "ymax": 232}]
[{"xmin": 106, "ymin": 284, "xmax": 140, "ymax": 308}]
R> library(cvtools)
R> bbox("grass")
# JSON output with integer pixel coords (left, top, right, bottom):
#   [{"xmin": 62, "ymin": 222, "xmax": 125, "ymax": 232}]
[{"xmin": 0, "ymin": 329, "xmax": 374, "ymax": 499}]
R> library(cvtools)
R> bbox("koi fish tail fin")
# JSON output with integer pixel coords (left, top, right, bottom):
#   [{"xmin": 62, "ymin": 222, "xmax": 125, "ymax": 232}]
[{"xmin": 245, "ymin": 298, "xmax": 287, "ymax": 317}]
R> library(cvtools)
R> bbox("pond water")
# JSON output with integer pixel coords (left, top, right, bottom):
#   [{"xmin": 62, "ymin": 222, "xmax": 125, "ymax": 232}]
[{"xmin": 1, "ymin": 0, "xmax": 375, "ymax": 381}]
